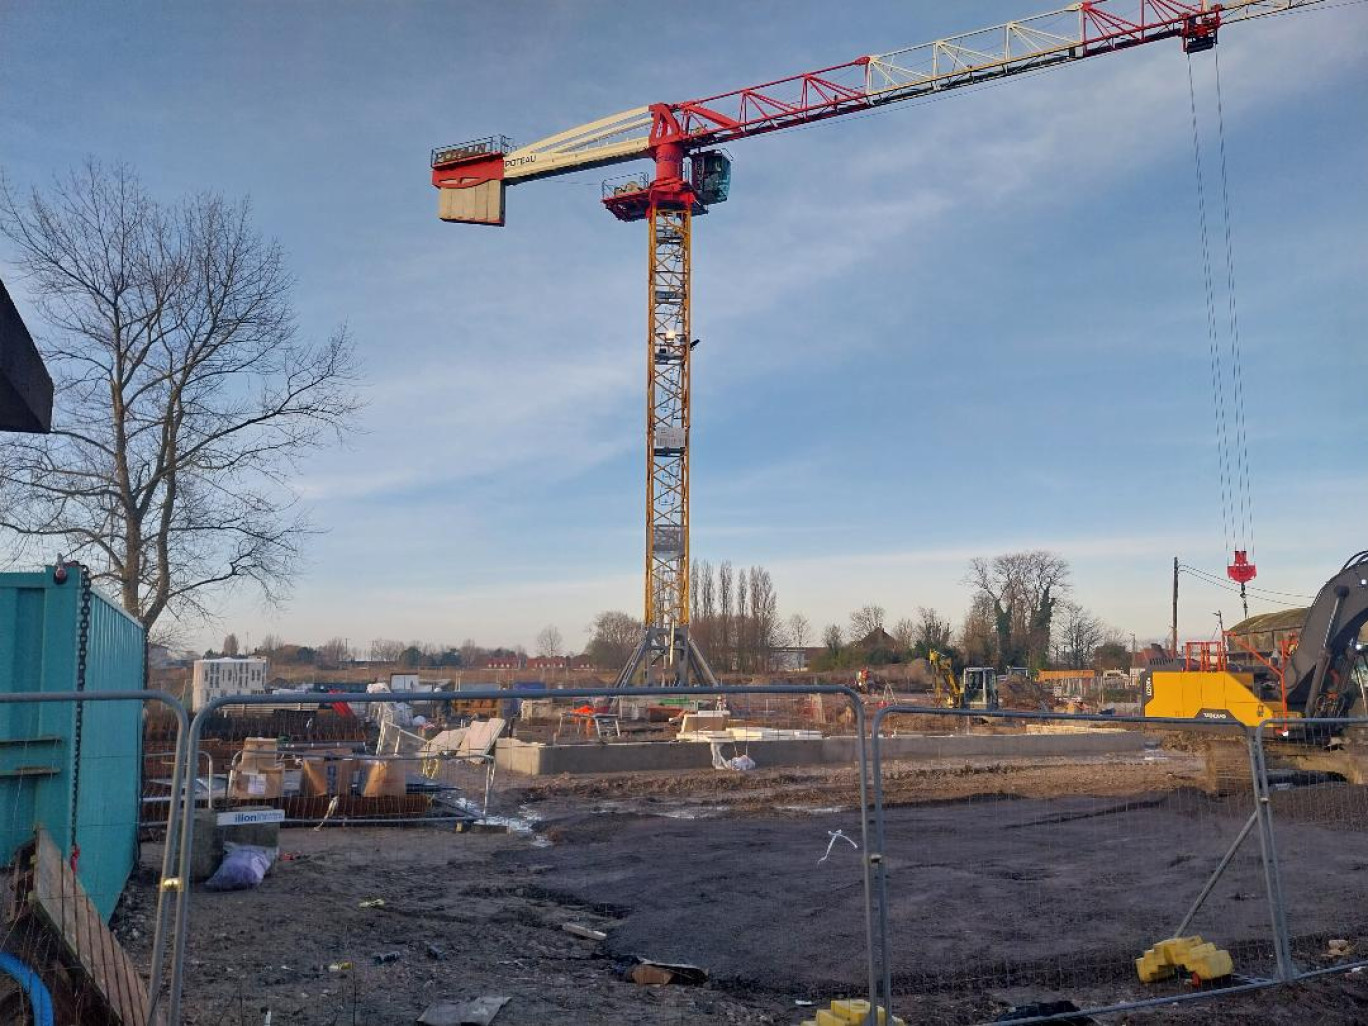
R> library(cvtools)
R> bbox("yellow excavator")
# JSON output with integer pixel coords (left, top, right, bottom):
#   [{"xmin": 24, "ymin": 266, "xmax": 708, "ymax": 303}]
[
  {"xmin": 1143, "ymin": 550, "xmax": 1368, "ymax": 728},
  {"xmin": 928, "ymin": 651, "xmax": 999, "ymax": 711},
  {"xmin": 1142, "ymin": 550, "xmax": 1368, "ymax": 781}
]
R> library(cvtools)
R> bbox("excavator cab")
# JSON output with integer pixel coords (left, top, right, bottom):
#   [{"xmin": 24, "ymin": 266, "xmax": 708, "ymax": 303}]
[{"xmin": 962, "ymin": 667, "xmax": 1000, "ymax": 711}]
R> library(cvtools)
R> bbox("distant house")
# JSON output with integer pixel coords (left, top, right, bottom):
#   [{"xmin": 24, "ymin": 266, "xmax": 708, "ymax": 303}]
[
  {"xmin": 855, "ymin": 627, "xmax": 900, "ymax": 654},
  {"xmin": 192, "ymin": 657, "xmax": 269, "ymax": 710},
  {"xmin": 1130, "ymin": 644, "xmax": 1173, "ymax": 670},
  {"xmin": 526, "ymin": 656, "xmax": 568, "ymax": 671},
  {"xmin": 569, "ymin": 654, "xmax": 597, "ymax": 671},
  {"xmin": 1228, "ymin": 608, "xmax": 1309, "ymax": 659},
  {"xmin": 481, "ymin": 654, "xmax": 523, "ymax": 671}
]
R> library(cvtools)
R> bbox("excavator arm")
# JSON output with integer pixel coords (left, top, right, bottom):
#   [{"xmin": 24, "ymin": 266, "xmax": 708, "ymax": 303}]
[{"xmin": 1283, "ymin": 551, "xmax": 1368, "ymax": 719}]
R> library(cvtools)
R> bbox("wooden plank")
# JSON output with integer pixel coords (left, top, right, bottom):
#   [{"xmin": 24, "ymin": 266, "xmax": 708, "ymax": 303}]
[{"xmin": 20, "ymin": 827, "xmax": 157, "ymax": 1026}]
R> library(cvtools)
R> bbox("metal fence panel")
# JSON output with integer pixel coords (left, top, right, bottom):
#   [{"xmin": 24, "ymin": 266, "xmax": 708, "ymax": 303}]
[
  {"xmin": 1256, "ymin": 718, "xmax": 1368, "ymax": 983},
  {"xmin": 868, "ymin": 705, "xmax": 1290, "ymax": 1024},
  {"xmin": 170, "ymin": 685, "xmax": 878, "ymax": 1026}
]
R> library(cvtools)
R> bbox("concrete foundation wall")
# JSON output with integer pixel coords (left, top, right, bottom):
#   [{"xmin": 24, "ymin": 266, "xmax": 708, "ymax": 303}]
[{"xmin": 495, "ymin": 730, "xmax": 1146, "ymax": 776}]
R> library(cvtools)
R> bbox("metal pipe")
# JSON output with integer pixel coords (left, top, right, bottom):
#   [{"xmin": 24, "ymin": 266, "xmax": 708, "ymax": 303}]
[
  {"xmin": 1173, "ymin": 807, "xmax": 1259, "ymax": 938},
  {"xmin": 1252, "ymin": 721, "xmax": 1297, "ymax": 980},
  {"xmin": 171, "ymin": 684, "xmax": 868, "ymax": 1026}
]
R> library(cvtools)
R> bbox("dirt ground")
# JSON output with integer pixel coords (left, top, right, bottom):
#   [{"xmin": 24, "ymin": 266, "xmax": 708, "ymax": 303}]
[{"xmin": 116, "ymin": 752, "xmax": 1368, "ymax": 1025}]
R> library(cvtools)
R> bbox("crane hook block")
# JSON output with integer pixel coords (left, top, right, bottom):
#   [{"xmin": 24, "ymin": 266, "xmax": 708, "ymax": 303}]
[{"xmin": 1227, "ymin": 550, "xmax": 1257, "ymax": 585}]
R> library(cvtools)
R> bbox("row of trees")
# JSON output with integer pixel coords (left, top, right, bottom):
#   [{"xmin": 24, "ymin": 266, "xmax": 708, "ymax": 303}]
[
  {"xmin": 811, "ymin": 604, "xmax": 956, "ymax": 671},
  {"xmin": 691, "ymin": 561, "xmax": 781, "ymax": 672},
  {"xmin": 209, "ymin": 548, "xmax": 1132, "ymax": 675}
]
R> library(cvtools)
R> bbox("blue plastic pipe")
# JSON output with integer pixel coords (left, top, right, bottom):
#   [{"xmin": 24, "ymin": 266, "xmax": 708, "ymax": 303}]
[{"xmin": 0, "ymin": 953, "xmax": 55, "ymax": 1026}]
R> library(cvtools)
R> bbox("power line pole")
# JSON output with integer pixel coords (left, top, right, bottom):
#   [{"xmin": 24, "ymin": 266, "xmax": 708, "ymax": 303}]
[{"xmin": 1171, "ymin": 557, "xmax": 1180, "ymax": 657}]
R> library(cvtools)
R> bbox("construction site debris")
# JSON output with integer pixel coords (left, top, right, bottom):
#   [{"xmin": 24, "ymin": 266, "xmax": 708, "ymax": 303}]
[
  {"xmin": 358, "ymin": 897, "xmax": 386, "ymax": 908},
  {"xmin": 1329, "ymin": 938, "xmax": 1352, "ymax": 958},
  {"xmin": 561, "ymin": 922, "xmax": 607, "ymax": 941},
  {"xmin": 800, "ymin": 997, "xmax": 906, "ymax": 1025},
  {"xmin": 1135, "ymin": 934, "xmax": 1233, "ymax": 983},
  {"xmin": 426, "ymin": 943, "xmax": 446, "ymax": 959},
  {"xmin": 204, "ymin": 842, "xmax": 278, "ymax": 891},
  {"xmin": 415, "ymin": 995, "xmax": 510, "ymax": 1025},
  {"xmin": 628, "ymin": 958, "xmax": 708, "ymax": 986},
  {"xmin": 710, "ymin": 745, "xmax": 757, "ymax": 772},
  {"xmin": 327, "ymin": 961, "xmax": 353, "ymax": 973},
  {"xmin": 818, "ymin": 829, "xmax": 858, "ymax": 864},
  {"xmin": 993, "ymin": 999, "xmax": 1095, "ymax": 1024},
  {"xmin": 373, "ymin": 951, "xmax": 401, "ymax": 964},
  {"xmin": 10, "ymin": 828, "xmax": 159, "ymax": 1025}
]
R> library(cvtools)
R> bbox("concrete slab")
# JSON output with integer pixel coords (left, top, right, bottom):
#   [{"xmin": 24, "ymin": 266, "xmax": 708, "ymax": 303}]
[{"xmin": 494, "ymin": 730, "xmax": 1145, "ymax": 776}]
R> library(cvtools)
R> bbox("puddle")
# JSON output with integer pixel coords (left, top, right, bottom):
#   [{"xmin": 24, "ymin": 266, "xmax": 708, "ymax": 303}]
[
  {"xmin": 587, "ymin": 799, "xmax": 728, "ymax": 820},
  {"xmin": 446, "ymin": 796, "xmax": 540, "ymax": 833},
  {"xmin": 655, "ymin": 806, "xmax": 728, "ymax": 820},
  {"xmin": 776, "ymin": 805, "xmax": 847, "ymax": 814}
]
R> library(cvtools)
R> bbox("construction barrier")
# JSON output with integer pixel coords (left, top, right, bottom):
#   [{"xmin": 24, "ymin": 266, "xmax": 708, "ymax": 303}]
[
  {"xmin": 1254, "ymin": 717, "xmax": 1368, "ymax": 986},
  {"xmin": 10, "ymin": 689, "xmax": 1366, "ymax": 1024},
  {"xmin": 168, "ymin": 685, "xmax": 876, "ymax": 1026},
  {"xmin": 864, "ymin": 704, "xmax": 1368, "ymax": 1024}
]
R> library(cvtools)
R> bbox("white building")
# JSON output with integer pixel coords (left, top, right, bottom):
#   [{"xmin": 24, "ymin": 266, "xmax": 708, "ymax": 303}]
[{"xmin": 192, "ymin": 657, "xmax": 269, "ymax": 710}]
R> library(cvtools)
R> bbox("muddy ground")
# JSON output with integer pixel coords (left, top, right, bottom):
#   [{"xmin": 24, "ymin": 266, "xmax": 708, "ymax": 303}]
[{"xmin": 117, "ymin": 752, "xmax": 1368, "ymax": 1025}]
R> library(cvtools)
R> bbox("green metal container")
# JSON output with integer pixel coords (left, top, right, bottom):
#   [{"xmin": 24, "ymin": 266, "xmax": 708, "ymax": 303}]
[{"xmin": 0, "ymin": 566, "xmax": 146, "ymax": 919}]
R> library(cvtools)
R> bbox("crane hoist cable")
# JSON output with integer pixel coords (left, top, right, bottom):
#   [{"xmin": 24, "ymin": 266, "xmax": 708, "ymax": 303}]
[
  {"xmin": 1186, "ymin": 47, "xmax": 1256, "ymax": 615},
  {"xmin": 1213, "ymin": 48, "xmax": 1256, "ymax": 566}
]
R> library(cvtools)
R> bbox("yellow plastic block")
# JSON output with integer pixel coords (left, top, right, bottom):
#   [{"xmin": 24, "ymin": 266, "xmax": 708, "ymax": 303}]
[
  {"xmin": 831, "ymin": 999, "xmax": 870, "ymax": 1023},
  {"xmin": 1184, "ymin": 944, "xmax": 1234, "ymax": 981},
  {"xmin": 800, "ymin": 1021, "xmax": 817, "ymax": 1026},
  {"xmin": 817, "ymin": 1011, "xmax": 845, "ymax": 1026},
  {"xmin": 1137, "ymin": 935, "xmax": 1233, "ymax": 984}
]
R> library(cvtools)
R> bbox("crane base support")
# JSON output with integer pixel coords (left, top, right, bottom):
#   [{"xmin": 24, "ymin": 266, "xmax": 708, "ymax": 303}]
[{"xmin": 614, "ymin": 627, "xmax": 718, "ymax": 688}]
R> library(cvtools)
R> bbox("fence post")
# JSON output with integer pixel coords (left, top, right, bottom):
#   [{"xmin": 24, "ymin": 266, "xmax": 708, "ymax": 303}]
[{"xmin": 1248, "ymin": 723, "xmax": 1295, "ymax": 981}]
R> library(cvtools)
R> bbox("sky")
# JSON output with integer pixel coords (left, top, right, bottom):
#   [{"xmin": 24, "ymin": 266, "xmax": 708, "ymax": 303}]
[{"xmin": 1, "ymin": 1, "xmax": 1365, "ymax": 656}]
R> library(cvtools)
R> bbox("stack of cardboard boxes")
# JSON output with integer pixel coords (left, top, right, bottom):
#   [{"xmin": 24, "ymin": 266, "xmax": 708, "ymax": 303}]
[
  {"xmin": 228, "ymin": 738, "xmax": 414, "ymax": 801},
  {"xmin": 228, "ymin": 737, "xmax": 284, "ymax": 800}
]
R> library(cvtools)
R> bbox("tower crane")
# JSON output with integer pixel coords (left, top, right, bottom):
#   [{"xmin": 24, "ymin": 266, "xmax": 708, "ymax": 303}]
[{"xmin": 431, "ymin": 0, "xmax": 1316, "ymax": 687}]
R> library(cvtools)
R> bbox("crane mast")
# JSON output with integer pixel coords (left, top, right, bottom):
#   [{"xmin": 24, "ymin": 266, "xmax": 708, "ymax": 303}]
[{"xmin": 430, "ymin": 0, "xmax": 1318, "ymax": 686}]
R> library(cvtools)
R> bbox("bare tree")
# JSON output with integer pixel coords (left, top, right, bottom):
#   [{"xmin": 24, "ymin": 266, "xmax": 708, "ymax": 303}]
[
  {"xmin": 891, "ymin": 617, "xmax": 917, "ymax": 652},
  {"xmin": 822, "ymin": 623, "xmax": 843, "ymax": 655},
  {"xmin": 748, "ymin": 566, "xmax": 778, "ymax": 672},
  {"xmin": 221, "ymin": 632, "xmax": 240, "ymax": 657},
  {"xmin": 967, "ymin": 551, "xmax": 1070, "ymax": 670},
  {"xmin": 1052, "ymin": 600, "xmax": 1106, "ymax": 669},
  {"xmin": 369, "ymin": 638, "xmax": 404, "ymax": 663},
  {"xmin": 786, "ymin": 612, "xmax": 811, "ymax": 650},
  {"xmin": 256, "ymin": 633, "xmax": 281, "ymax": 657},
  {"xmin": 458, "ymin": 638, "xmax": 486, "ymax": 669},
  {"xmin": 693, "ymin": 559, "xmax": 715, "ymax": 658},
  {"xmin": 914, "ymin": 606, "xmax": 953, "ymax": 654},
  {"xmin": 717, "ymin": 561, "xmax": 734, "ymax": 672},
  {"xmin": 848, "ymin": 604, "xmax": 886, "ymax": 644},
  {"xmin": 734, "ymin": 569, "xmax": 750, "ymax": 670},
  {"xmin": 587, "ymin": 610, "xmax": 642, "ymax": 669},
  {"xmin": 535, "ymin": 624, "xmax": 564, "ymax": 659},
  {"xmin": 317, "ymin": 636, "xmax": 350, "ymax": 669},
  {"xmin": 0, "ymin": 162, "xmax": 360, "ymax": 632},
  {"xmin": 959, "ymin": 593, "xmax": 997, "ymax": 666}
]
